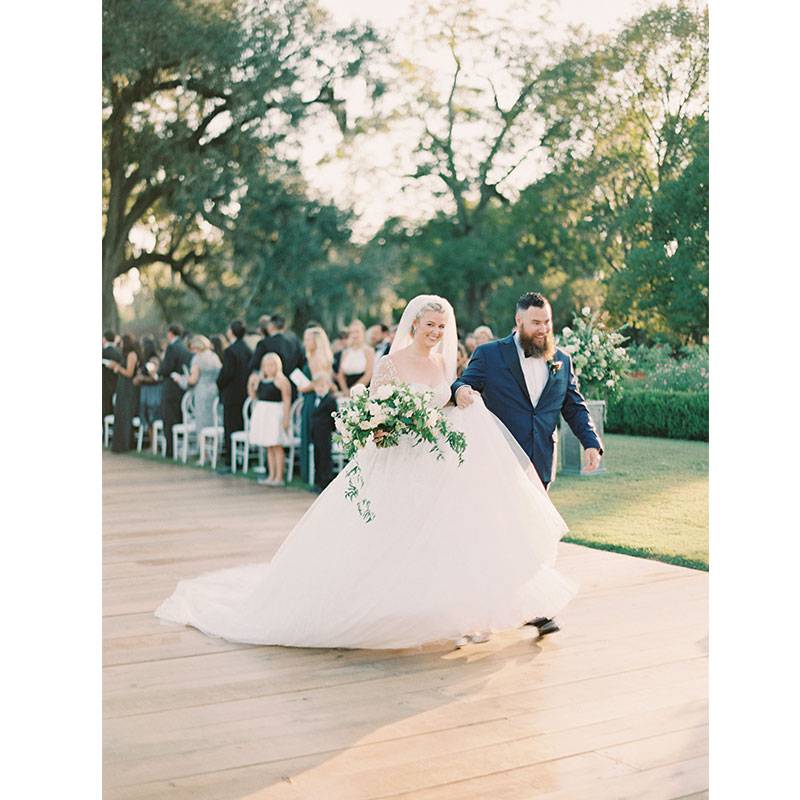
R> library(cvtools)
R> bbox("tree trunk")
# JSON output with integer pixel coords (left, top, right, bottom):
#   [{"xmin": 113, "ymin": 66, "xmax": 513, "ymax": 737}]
[{"xmin": 102, "ymin": 270, "xmax": 119, "ymax": 331}]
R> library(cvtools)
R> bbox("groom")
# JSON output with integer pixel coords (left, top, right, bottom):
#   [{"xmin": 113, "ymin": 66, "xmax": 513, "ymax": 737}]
[{"xmin": 452, "ymin": 291, "xmax": 603, "ymax": 636}]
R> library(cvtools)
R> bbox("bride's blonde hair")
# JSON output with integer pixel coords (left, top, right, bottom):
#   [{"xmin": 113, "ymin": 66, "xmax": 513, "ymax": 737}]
[{"xmin": 411, "ymin": 300, "xmax": 447, "ymax": 335}]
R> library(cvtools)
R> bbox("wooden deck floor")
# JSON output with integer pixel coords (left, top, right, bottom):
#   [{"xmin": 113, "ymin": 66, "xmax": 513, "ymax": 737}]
[{"xmin": 103, "ymin": 453, "xmax": 708, "ymax": 800}]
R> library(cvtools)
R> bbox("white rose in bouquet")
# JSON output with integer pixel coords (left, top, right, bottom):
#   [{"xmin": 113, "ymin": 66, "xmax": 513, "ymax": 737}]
[
  {"xmin": 350, "ymin": 383, "xmax": 368, "ymax": 398},
  {"xmin": 373, "ymin": 384, "xmax": 395, "ymax": 401}
]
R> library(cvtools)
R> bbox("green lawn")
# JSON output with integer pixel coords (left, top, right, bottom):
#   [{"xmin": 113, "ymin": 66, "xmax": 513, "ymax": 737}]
[{"xmin": 550, "ymin": 433, "xmax": 708, "ymax": 570}]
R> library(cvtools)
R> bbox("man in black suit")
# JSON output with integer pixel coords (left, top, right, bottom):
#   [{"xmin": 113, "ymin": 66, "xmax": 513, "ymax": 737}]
[
  {"xmin": 102, "ymin": 330, "xmax": 122, "ymax": 425},
  {"xmin": 158, "ymin": 323, "xmax": 192, "ymax": 457},
  {"xmin": 248, "ymin": 314, "xmax": 304, "ymax": 398},
  {"xmin": 309, "ymin": 373, "xmax": 338, "ymax": 492},
  {"xmin": 215, "ymin": 320, "xmax": 253, "ymax": 473},
  {"xmin": 247, "ymin": 314, "xmax": 275, "ymax": 373}
]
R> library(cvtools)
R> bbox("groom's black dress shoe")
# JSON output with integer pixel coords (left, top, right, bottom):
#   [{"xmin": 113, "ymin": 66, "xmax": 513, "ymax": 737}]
[{"xmin": 525, "ymin": 617, "xmax": 561, "ymax": 636}]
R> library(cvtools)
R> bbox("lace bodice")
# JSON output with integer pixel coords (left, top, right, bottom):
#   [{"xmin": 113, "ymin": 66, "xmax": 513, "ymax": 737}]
[{"xmin": 370, "ymin": 355, "xmax": 452, "ymax": 408}]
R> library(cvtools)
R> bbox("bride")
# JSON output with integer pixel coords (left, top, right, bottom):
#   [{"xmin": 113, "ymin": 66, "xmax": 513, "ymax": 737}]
[{"xmin": 156, "ymin": 295, "xmax": 576, "ymax": 649}]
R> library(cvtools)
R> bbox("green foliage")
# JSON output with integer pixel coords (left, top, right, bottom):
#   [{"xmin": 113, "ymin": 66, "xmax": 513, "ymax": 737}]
[
  {"xmin": 333, "ymin": 381, "xmax": 467, "ymax": 521},
  {"xmin": 627, "ymin": 343, "xmax": 709, "ymax": 392},
  {"xmin": 376, "ymin": 2, "xmax": 708, "ymax": 343},
  {"xmin": 607, "ymin": 116, "xmax": 709, "ymax": 344},
  {"xmin": 606, "ymin": 388, "xmax": 708, "ymax": 441},
  {"xmin": 102, "ymin": 0, "xmax": 384, "ymax": 327},
  {"xmin": 557, "ymin": 308, "xmax": 632, "ymax": 400}
]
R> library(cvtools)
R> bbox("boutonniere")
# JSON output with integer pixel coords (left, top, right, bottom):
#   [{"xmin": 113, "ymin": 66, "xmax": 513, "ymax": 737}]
[{"xmin": 547, "ymin": 359, "xmax": 563, "ymax": 376}]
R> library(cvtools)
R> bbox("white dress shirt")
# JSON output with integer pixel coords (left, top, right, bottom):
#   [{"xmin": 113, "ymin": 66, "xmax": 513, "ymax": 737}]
[{"xmin": 514, "ymin": 332, "xmax": 549, "ymax": 407}]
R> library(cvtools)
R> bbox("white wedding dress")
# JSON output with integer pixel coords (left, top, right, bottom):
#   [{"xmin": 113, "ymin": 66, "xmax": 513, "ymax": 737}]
[{"xmin": 155, "ymin": 352, "xmax": 577, "ymax": 649}]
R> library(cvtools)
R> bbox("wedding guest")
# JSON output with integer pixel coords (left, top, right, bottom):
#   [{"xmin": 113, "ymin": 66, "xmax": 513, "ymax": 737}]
[
  {"xmin": 173, "ymin": 336, "xmax": 222, "ymax": 447},
  {"xmin": 368, "ymin": 323, "xmax": 391, "ymax": 356},
  {"xmin": 248, "ymin": 353, "xmax": 292, "ymax": 486},
  {"xmin": 210, "ymin": 334, "xmax": 227, "ymax": 363},
  {"xmin": 366, "ymin": 324, "xmax": 383, "ymax": 351},
  {"xmin": 331, "ymin": 328, "xmax": 349, "ymax": 374},
  {"xmin": 298, "ymin": 326, "xmax": 334, "ymax": 483},
  {"xmin": 158, "ymin": 324, "xmax": 192, "ymax": 457},
  {"xmin": 102, "ymin": 330, "xmax": 122, "ymax": 426},
  {"xmin": 473, "ymin": 325, "xmax": 495, "ymax": 346},
  {"xmin": 456, "ymin": 341, "xmax": 469, "ymax": 377},
  {"xmin": 336, "ymin": 319, "xmax": 375, "ymax": 396},
  {"xmin": 216, "ymin": 320, "xmax": 253, "ymax": 473},
  {"xmin": 309, "ymin": 372, "xmax": 338, "ymax": 493},
  {"xmin": 110, "ymin": 334, "xmax": 141, "ymax": 453},
  {"xmin": 134, "ymin": 336, "xmax": 163, "ymax": 434},
  {"xmin": 465, "ymin": 333, "xmax": 478, "ymax": 355},
  {"xmin": 251, "ymin": 314, "xmax": 302, "ymax": 400},
  {"xmin": 247, "ymin": 314, "xmax": 273, "ymax": 372}
]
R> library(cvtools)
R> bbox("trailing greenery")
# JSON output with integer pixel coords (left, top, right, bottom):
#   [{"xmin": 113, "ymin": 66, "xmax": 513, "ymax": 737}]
[{"xmin": 606, "ymin": 388, "xmax": 708, "ymax": 441}]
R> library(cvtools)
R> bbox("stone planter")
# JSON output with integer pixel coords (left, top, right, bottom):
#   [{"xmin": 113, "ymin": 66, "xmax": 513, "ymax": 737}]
[{"xmin": 558, "ymin": 399, "xmax": 606, "ymax": 476}]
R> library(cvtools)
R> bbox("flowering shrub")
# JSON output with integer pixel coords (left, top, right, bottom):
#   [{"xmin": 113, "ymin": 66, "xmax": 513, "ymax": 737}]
[
  {"xmin": 333, "ymin": 382, "xmax": 466, "ymax": 522},
  {"xmin": 626, "ymin": 344, "xmax": 709, "ymax": 393},
  {"xmin": 557, "ymin": 307, "xmax": 632, "ymax": 400}
]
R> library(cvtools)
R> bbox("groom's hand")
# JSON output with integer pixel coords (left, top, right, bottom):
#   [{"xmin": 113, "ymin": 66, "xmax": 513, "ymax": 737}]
[
  {"xmin": 584, "ymin": 448, "xmax": 601, "ymax": 472},
  {"xmin": 455, "ymin": 385, "xmax": 476, "ymax": 408}
]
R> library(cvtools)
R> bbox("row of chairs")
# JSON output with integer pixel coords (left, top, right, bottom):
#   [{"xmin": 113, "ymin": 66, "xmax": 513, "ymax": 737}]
[{"xmin": 104, "ymin": 393, "xmax": 345, "ymax": 484}]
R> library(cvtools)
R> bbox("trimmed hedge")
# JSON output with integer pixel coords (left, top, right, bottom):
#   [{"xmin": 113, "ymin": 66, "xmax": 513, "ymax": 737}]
[{"xmin": 606, "ymin": 389, "xmax": 708, "ymax": 441}]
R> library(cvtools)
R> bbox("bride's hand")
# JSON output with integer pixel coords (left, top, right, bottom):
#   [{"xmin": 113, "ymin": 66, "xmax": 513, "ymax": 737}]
[{"xmin": 373, "ymin": 429, "xmax": 388, "ymax": 446}]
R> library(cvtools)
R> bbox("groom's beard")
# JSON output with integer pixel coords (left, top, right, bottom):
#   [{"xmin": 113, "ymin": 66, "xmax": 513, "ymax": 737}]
[{"xmin": 518, "ymin": 329, "xmax": 556, "ymax": 361}]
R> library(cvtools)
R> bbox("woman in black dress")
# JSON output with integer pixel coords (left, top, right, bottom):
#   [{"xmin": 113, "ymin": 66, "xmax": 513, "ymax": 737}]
[{"xmin": 110, "ymin": 334, "xmax": 141, "ymax": 453}]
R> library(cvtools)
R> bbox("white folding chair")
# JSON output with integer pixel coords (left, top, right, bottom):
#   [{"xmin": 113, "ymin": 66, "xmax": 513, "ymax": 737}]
[
  {"xmin": 103, "ymin": 414, "xmax": 114, "ymax": 448},
  {"xmin": 151, "ymin": 419, "xmax": 167, "ymax": 456},
  {"xmin": 199, "ymin": 396, "xmax": 224, "ymax": 468},
  {"xmin": 231, "ymin": 398, "xmax": 259, "ymax": 474},
  {"xmin": 172, "ymin": 391, "xmax": 197, "ymax": 463},
  {"xmin": 284, "ymin": 398, "xmax": 304, "ymax": 483},
  {"xmin": 133, "ymin": 416, "xmax": 143, "ymax": 452},
  {"xmin": 103, "ymin": 393, "xmax": 116, "ymax": 447}
]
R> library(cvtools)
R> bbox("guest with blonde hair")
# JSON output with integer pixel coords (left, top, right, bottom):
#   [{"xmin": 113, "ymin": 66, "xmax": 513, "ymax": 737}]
[
  {"xmin": 172, "ymin": 334, "xmax": 222, "ymax": 441},
  {"xmin": 336, "ymin": 319, "xmax": 375, "ymax": 396},
  {"xmin": 299, "ymin": 326, "xmax": 335, "ymax": 483},
  {"xmin": 248, "ymin": 353, "xmax": 292, "ymax": 486},
  {"xmin": 473, "ymin": 325, "xmax": 495, "ymax": 347}
]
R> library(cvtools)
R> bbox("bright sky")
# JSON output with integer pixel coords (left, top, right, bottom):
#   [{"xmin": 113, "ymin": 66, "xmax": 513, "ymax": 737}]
[{"xmin": 322, "ymin": 0, "xmax": 655, "ymax": 33}]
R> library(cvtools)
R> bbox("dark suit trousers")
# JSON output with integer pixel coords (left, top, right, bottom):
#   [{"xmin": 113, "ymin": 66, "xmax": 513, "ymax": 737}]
[
  {"xmin": 311, "ymin": 427, "xmax": 334, "ymax": 490},
  {"xmin": 162, "ymin": 390, "xmax": 183, "ymax": 458},
  {"xmin": 222, "ymin": 401, "xmax": 245, "ymax": 466}
]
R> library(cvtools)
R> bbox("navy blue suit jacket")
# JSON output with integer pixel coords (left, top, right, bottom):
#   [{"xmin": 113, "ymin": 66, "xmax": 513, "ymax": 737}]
[{"xmin": 452, "ymin": 335, "xmax": 603, "ymax": 486}]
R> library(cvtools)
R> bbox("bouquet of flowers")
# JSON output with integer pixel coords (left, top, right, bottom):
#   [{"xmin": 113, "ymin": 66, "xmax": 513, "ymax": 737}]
[
  {"xmin": 557, "ymin": 307, "xmax": 632, "ymax": 400},
  {"xmin": 334, "ymin": 382, "xmax": 467, "ymax": 522}
]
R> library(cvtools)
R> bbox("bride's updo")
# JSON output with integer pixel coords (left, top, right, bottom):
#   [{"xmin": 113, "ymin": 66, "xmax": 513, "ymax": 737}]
[{"xmin": 411, "ymin": 300, "xmax": 447, "ymax": 335}]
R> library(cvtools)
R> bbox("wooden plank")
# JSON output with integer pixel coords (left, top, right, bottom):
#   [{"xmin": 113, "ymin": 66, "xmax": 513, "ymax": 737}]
[{"xmin": 102, "ymin": 453, "xmax": 708, "ymax": 799}]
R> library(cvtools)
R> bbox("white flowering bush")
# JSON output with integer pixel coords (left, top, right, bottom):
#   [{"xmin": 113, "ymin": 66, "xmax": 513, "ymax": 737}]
[
  {"xmin": 333, "ymin": 382, "xmax": 467, "ymax": 522},
  {"xmin": 557, "ymin": 306, "xmax": 632, "ymax": 400}
]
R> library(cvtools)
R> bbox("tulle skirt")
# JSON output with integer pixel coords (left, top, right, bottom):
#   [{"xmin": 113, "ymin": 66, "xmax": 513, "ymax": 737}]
[
  {"xmin": 249, "ymin": 400, "xmax": 288, "ymax": 447},
  {"xmin": 156, "ymin": 398, "xmax": 576, "ymax": 649}
]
